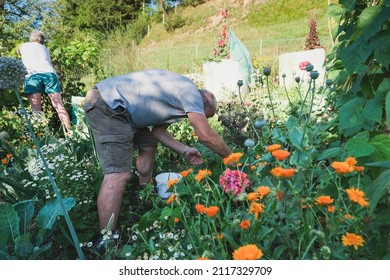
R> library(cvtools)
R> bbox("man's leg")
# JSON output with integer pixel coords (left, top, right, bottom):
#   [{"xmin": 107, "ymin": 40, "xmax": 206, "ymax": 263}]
[
  {"xmin": 48, "ymin": 93, "xmax": 71, "ymax": 130},
  {"xmin": 136, "ymin": 146, "xmax": 157, "ymax": 185},
  {"xmin": 28, "ymin": 93, "xmax": 42, "ymax": 112},
  {"xmin": 98, "ymin": 172, "xmax": 131, "ymax": 231}
]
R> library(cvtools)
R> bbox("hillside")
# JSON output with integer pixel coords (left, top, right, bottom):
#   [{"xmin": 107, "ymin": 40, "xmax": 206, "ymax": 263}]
[{"xmin": 103, "ymin": 0, "xmax": 335, "ymax": 75}]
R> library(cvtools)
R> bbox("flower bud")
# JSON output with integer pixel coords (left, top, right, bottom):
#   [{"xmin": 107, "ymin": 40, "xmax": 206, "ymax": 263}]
[
  {"xmin": 282, "ymin": 73, "xmax": 286, "ymax": 78},
  {"xmin": 310, "ymin": 70, "xmax": 319, "ymax": 80},
  {"xmin": 263, "ymin": 67, "xmax": 271, "ymax": 76},
  {"xmin": 325, "ymin": 79, "xmax": 333, "ymax": 87},
  {"xmin": 295, "ymin": 76, "xmax": 301, "ymax": 83},
  {"xmin": 237, "ymin": 80, "xmax": 243, "ymax": 87},
  {"xmin": 244, "ymin": 139, "xmax": 255, "ymax": 147},
  {"xmin": 305, "ymin": 64, "xmax": 314, "ymax": 72},
  {"xmin": 254, "ymin": 119, "xmax": 267, "ymax": 128}
]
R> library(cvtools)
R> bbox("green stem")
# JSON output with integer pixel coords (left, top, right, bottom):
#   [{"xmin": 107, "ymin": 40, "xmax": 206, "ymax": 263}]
[
  {"xmin": 298, "ymin": 79, "xmax": 312, "ymax": 122},
  {"xmin": 301, "ymin": 236, "xmax": 317, "ymax": 260},
  {"xmin": 14, "ymin": 90, "xmax": 85, "ymax": 260},
  {"xmin": 265, "ymin": 76, "xmax": 277, "ymax": 121},
  {"xmin": 300, "ymin": 79, "xmax": 316, "ymax": 146},
  {"xmin": 282, "ymin": 76, "xmax": 292, "ymax": 105}
]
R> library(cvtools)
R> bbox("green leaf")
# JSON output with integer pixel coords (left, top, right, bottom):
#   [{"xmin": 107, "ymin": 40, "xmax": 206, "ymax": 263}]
[
  {"xmin": 356, "ymin": 6, "xmax": 388, "ymax": 41},
  {"xmin": 365, "ymin": 161, "xmax": 390, "ymax": 168},
  {"xmin": 36, "ymin": 198, "xmax": 76, "ymax": 230},
  {"xmin": 371, "ymin": 31, "xmax": 390, "ymax": 68},
  {"xmin": 0, "ymin": 203, "xmax": 20, "ymax": 248},
  {"xmin": 345, "ymin": 135, "xmax": 375, "ymax": 158},
  {"xmin": 339, "ymin": 0, "xmax": 356, "ymax": 12},
  {"xmin": 368, "ymin": 169, "xmax": 390, "ymax": 216},
  {"xmin": 289, "ymin": 126, "xmax": 306, "ymax": 151},
  {"xmin": 339, "ymin": 97, "xmax": 365, "ymax": 130},
  {"xmin": 316, "ymin": 147, "xmax": 343, "ymax": 161},
  {"xmin": 339, "ymin": 39, "xmax": 372, "ymax": 74},
  {"xmin": 13, "ymin": 200, "xmax": 34, "ymax": 235},
  {"xmin": 370, "ymin": 134, "xmax": 390, "ymax": 162},
  {"xmin": 160, "ymin": 206, "xmax": 173, "ymax": 221},
  {"xmin": 363, "ymin": 99, "xmax": 382, "ymax": 123},
  {"xmin": 15, "ymin": 233, "xmax": 33, "ymax": 258},
  {"xmin": 387, "ymin": 93, "xmax": 390, "ymax": 130}
]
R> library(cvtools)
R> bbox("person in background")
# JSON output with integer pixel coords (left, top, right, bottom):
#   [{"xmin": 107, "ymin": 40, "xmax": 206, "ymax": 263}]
[
  {"xmin": 18, "ymin": 30, "xmax": 71, "ymax": 131},
  {"xmin": 83, "ymin": 69, "xmax": 232, "ymax": 236}
]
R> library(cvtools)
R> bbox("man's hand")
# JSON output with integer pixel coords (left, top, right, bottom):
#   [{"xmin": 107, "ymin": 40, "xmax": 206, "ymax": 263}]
[{"xmin": 184, "ymin": 147, "xmax": 203, "ymax": 165}]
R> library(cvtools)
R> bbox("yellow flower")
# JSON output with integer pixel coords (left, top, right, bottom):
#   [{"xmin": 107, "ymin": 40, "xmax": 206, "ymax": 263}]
[
  {"xmin": 315, "ymin": 195, "xmax": 334, "ymax": 206},
  {"xmin": 256, "ymin": 186, "xmax": 270, "ymax": 199},
  {"xmin": 232, "ymin": 244, "xmax": 263, "ymax": 260},
  {"xmin": 266, "ymin": 144, "xmax": 281, "ymax": 152},
  {"xmin": 179, "ymin": 168, "xmax": 192, "ymax": 177},
  {"xmin": 346, "ymin": 187, "xmax": 369, "ymax": 207},
  {"xmin": 248, "ymin": 201, "xmax": 265, "ymax": 219},
  {"xmin": 223, "ymin": 152, "xmax": 243, "ymax": 165},
  {"xmin": 341, "ymin": 233, "xmax": 365, "ymax": 250},
  {"xmin": 195, "ymin": 169, "xmax": 212, "ymax": 182}
]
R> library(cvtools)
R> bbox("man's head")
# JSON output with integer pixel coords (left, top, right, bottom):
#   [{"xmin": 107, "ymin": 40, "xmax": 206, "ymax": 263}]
[
  {"xmin": 29, "ymin": 30, "xmax": 45, "ymax": 44},
  {"xmin": 199, "ymin": 89, "xmax": 218, "ymax": 118}
]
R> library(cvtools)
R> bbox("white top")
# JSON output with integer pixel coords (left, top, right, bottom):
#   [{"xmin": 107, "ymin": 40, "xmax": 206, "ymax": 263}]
[{"xmin": 18, "ymin": 42, "xmax": 56, "ymax": 77}]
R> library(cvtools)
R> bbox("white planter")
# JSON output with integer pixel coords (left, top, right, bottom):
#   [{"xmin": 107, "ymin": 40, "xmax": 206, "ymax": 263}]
[
  {"xmin": 203, "ymin": 59, "xmax": 242, "ymax": 99},
  {"xmin": 155, "ymin": 172, "xmax": 182, "ymax": 199}
]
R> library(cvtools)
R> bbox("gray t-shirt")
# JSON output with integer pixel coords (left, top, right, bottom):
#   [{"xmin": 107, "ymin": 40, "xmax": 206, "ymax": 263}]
[{"xmin": 96, "ymin": 69, "xmax": 204, "ymax": 128}]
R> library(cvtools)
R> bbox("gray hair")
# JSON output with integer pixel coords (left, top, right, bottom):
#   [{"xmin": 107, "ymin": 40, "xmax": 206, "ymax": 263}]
[{"xmin": 29, "ymin": 30, "xmax": 45, "ymax": 43}]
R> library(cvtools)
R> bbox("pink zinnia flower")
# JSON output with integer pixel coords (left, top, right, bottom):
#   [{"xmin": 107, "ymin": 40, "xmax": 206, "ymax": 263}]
[{"xmin": 219, "ymin": 168, "xmax": 250, "ymax": 195}]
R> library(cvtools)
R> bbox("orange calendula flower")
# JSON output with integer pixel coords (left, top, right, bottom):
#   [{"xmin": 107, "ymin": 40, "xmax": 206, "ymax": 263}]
[
  {"xmin": 166, "ymin": 194, "xmax": 177, "ymax": 205},
  {"xmin": 195, "ymin": 169, "xmax": 212, "ymax": 182},
  {"xmin": 266, "ymin": 144, "xmax": 281, "ymax": 152},
  {"xmin": 270, "ymin": 167, "xmax": 296, "ymax": 178},
  {"xmin": 327, "ymin": 205, "xmax": 335, "ymax": 213},
  {"xmin": 168, "ymin": 178, "xmax": 180, "ymax": 189},
  {"xmin": 195, "ymin": 204, "xmax": 205, "ymax": 214},
  {"xmin": 247, "ymin": 192, "xmax": 259, "ymax": 201},
  {"xmin": 345, "ymin": 156, "xmax": 357, "ymax": 166},
  {"xmin": 239, "ymin": 220, "xmax": 251, "ymax": 230},
  {"xmin": 1, "ymin": 158, "xmax": 7, "ymax": 165},
  {"xmin": 174, "ymin": 217, "xmax": 180, "ymax": 223},
  {"xmin": 315, "ymin": 195, "xmax": 334, "ymax": 206},
  {"xmin": 232, "ymin": 244, "xmax": 263, "ymax": 260},
  {"xmin": 331, "ymin": 161, "xmax": 354, "ymax": 175},
  {"xmin": 271, "ymin": 149, "xmax": 290, "ymax": 161},
  {"xmin": 256, "ymin": 186, "xmax": 270, "ymax": 199},
  {"xmin": 346, "ymin": 187, "xmax": 369, "ymax": 207},
  {"xmin": 355, "ymin": 166, "xmax": 365, "ymax": 172},
  {"xmin": 6, "ymin": 154, "xmax": 12, "ymax": 159},
  {"xmin": 341, "ymin": 233, "xmax": 365, "ymax": 250},
  {"xmin": 204, "ymin": 206, "xmax": 219, "ymax": 218},
  {"xmin": 248, "ymin": 201, "xmax": 265, "ymax": 219},
  {"xmin": 179, "ymin": 168, "xmax": 192, "ymax": 177},
  {"xmin": 223, "ymin": 152, "xmax": 244, "ymax": 165},
  {"xmin": 196, "ymin": 257, "xmax": 210, "ymax": 260}
]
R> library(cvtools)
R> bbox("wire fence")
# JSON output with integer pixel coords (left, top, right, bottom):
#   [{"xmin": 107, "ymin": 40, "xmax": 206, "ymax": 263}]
[{"xmin": 131, "ymin": 35, "xmax": 333, "ymax": 75}]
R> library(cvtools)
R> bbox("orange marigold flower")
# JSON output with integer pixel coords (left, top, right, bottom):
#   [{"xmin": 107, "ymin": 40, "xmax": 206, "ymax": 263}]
[
  {"xmin": 355, "ymin": 166, "xmax": 365, "ymax": 172},
  {"xmin": 239, "ymin": 220, "xmax": 251, "ymax": 230},
  {"xmin": 271, "ymin": 149, "xmax": 290, "ymax": 161},
  {"xmin": 1, "ymin": 158, "xmax": 7, "ymax": 165},
  {"xmin": 247, "ymin": 192, "xmax": 259, "ymax": 201},
  {"xmin": 195, "ymin": 169, "xmax": 212, "ymax": 182},
  {"xmin": 166, "ymin": 194, "xmax": 177, "ymax": 205},
  {"xmin": 341, "ymin": 233, "xmax": 365, "ymax": 250},
  {"xmin": 196, "ymin": 257, "xmax": 210, "ymax": 260},
  {"xmin": 266, "ymin": 144, "xmax": 281, "ymax": 152},
  {"xmin": 346, "ymin": 187, "xmax": 369, "ymax": 207},
  {"xmin": 168, "ymin": 178, "xmax": 180, "ymax": 189},
  {"xmin": 315, "ymin": 195, "xmax": 334, "ymax": 206},
  {"xmin": 250, "ymin": 165, "xmax": 256, "ymax": 171},
  {"xmin": 232, "ymin": 244, "xmax": 263, "ymax": 260},
  {"xmin": 179, "ymin": 168, "xmax": 192, "ymax": 177},
  {"xmin": 248, "ymin": 201, "xmax": 265, "ymax": 219},
  {"xmin": 345, "ymin": 156, "xmax": 357, "ymax": 166},
  {"xmin": 204, "ymin": 206, "xmax": 219, "ymax": 218},
  {"xmin": 327, "ymin": 205, "xmax": 335, "ymax": 213},
  {"xmin": 174, "ymin": 217, "xmax": 180, "ymax": 223},
  {"xmin": 223, "ymin": 152, "xmax": 244, "ymax": 165},
  {"xmin": 256, "ymin": 186, "xmax": 270, "ymax": 199},
  {"xmin": 270, "ymin": 167, "xmax": 296, "ymax": 178},
  {"xmin": 331, "ymin": 161, "xmax": 354, "ymax": 175},
  {"xmin": 6, "ymin": 154, "xmax": 12, "ymax": 159},
  {"xmin": 195, "ymin": 204, "xmax": 205, "ymax": 214}
]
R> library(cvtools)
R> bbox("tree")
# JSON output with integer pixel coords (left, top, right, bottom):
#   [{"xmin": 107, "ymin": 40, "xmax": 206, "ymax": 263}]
[{"xmin": 304, "ymin": 18, "xmax": 323, "ymax": 50}]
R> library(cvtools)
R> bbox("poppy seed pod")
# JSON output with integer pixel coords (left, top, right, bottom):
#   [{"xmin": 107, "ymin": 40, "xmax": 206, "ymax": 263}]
[
  {"xmin": 244, "ymin": 139, "xmax": 255, "ymax": 147},
  {"xmin": 237, "ymin": 80, "xmax": 243, "ymax": 87},
  {"xmin": 310, "ymin": 70, "xmax": 319, "ymax": 80},
  {"xmin": 305, "ymin": 64, "xmax": 314, "ymax": 72},
  {"xmin": 263, "ymin": 67, "xmax": 271, "ymax": 76}
]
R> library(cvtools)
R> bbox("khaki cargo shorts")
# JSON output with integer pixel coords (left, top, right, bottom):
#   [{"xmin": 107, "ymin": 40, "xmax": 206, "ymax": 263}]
[{"xmin": 83, "ymin": 88, "xmax": 157, "ymax": 174}]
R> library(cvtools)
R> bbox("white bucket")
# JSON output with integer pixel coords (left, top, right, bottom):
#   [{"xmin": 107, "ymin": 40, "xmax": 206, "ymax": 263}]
[{"xmin": 155, "ymin": 172, "xmax": 182, "ymax": 199}]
